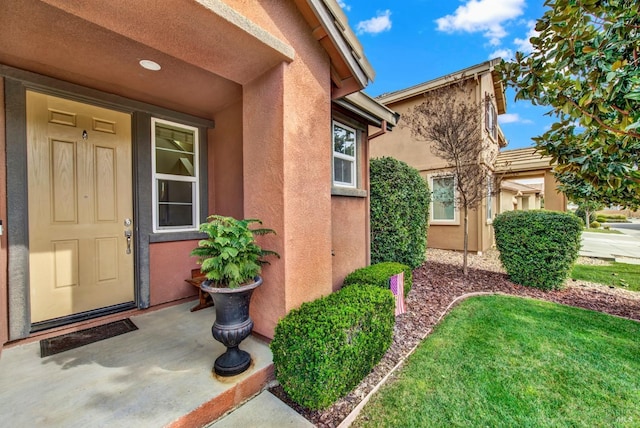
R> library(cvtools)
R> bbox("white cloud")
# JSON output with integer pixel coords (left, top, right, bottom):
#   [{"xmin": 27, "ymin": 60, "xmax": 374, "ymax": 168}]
[
  {"xmin": 498, "ymin": 113, "xmax": 534, "ymax": 124},
  {"xmin": 337, "ymin": 0, "xmax": 351, "ymax": 11},
  {"xmin": 489, "ymin": 48, "xmax": 513, "ymax": 60},
  {"xmin": 436, "ymin": 0, "xmax": 525, "ymax": 44},
  {"xmin": 356, "ymin": 10, "xmax": 392, "ymax": 35},
  {"xmin": 513, "ymin": 20, "xmax": 538, "ymax": 54}
]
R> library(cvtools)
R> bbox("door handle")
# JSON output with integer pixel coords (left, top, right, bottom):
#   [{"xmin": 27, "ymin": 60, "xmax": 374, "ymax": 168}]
[{"xmin": 124, "ymin": 229, "xmax": 132, "ymax": 254}]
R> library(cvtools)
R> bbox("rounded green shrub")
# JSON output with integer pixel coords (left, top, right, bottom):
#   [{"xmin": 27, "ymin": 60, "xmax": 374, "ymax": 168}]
[
  {"xmin": 270, "ymin": 285, "xmax": 394, "ymax": 410},
  {"xmin": 493, "ymin": 210, "xmax": 582, "ymax": 290},
  {"xmin": 590, "ymin": 221, "xmax": 601, "ymax": 229},
  {"xmin": 343, "ymin": 262, "xmax": 412, "ymax": 295},
  {"xmin": 370, "ymin": 157, "xmax": 430, "ymax": 269}
]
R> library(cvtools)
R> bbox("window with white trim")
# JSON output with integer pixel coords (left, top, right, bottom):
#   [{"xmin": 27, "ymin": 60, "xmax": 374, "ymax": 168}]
[
  {"xmin": 332, "ymin": 120, "xmax": 357, "ymax": 188},
  {"xmin": 485, "ymin": 96, "xmax": 497, "ymax": 140},
  {"xmin": 430, "ymin": 175, "xmax": 457, "ymax": 223},
  {"xmin": 486, "ymin": 175, "xmax": 493, "ymax": 221},
  {"xmin": 152, "ymin": 118, "xmax": 199, "ymax": 232}
]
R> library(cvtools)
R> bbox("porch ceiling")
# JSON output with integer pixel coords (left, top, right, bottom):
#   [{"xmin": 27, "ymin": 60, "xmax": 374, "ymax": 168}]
[{"xmin": 0, "ymin": 0, "xmax": 294, "ymax": 118}]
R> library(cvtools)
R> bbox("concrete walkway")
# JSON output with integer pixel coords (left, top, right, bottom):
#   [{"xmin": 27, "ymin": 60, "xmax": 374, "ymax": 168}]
[
  {"xmin": 0, "ymin": 302, "xmax": 275, "ymax": 427},
  {"xmin": 208, "ymin": 391, "xmax": 313, "ymax": 428}
]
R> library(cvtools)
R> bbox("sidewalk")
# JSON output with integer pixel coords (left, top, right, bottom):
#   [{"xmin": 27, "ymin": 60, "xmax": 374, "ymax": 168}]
[{"xmin": 207, "ymin": 391, "xmax": 313, "ymax": 428}]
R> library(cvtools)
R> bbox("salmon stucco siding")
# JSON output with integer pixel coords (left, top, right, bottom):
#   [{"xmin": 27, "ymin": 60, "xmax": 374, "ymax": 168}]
[{"xmin": 0, "ymin": 0, "xmax": 396, "ymax": 350}]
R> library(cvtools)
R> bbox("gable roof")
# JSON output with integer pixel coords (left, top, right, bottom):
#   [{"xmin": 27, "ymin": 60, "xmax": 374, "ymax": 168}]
[
  {"xmin": 496, "ymin": 147, "xmax": 554, "ymax": 172},
  {"xmin": 376, "ymin": 58, "xmax": 506, "ymax": 114}
]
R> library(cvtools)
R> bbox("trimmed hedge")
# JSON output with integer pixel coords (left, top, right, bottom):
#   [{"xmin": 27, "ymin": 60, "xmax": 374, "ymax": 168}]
[
  {"xmin": 370, "ymin": 157, "xmax": 430, "ymax": 269},
  {"xmin": 343, "ymin": 262, "xmax": 413, "ymax": 295},
  {"xmin": 270, "ymin": 285, "xmax": 394, "ymax": 410},
  {"xmin": 493, "ymin": 210, "xmax": 582, "ymax": 290}
]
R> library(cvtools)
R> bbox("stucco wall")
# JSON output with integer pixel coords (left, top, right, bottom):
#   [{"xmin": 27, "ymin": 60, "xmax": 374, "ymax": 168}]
[
  {"xmin": 330, "ymin": 111, "xmax": 370, "ymax": 290},
  {"xmin": 211, "ymin": 100, "xmax": 244, "ymax": 218},
  {"xmin": 428, "ymin": 209, "xmax": 480, "ymax": 253},
  {"xmin": 0, "ymin": 77, "xmax": 8, "ymax": 349},
  {"xmin": 242, "ymin": 1, "xmax": 333, "ymax": 339},
  {"xmin": 373, "ymin": 78, "xmax": 498, "ymax": 253},
  {"xmin": 149, "ymin": 240, "xmax": 200, "ymax": 306},
  {"xmin": 330, "ymin": 196, "xmax": 369, "ymax": 290},
  {"xmin": 544, "ymin": 170, "xmax": 567, "ymax": 211}
]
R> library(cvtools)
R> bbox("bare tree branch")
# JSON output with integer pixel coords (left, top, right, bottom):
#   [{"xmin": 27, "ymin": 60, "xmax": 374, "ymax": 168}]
[{"xmin": 403, "ymin": 84, "xmax": 494, "ymax": 275}]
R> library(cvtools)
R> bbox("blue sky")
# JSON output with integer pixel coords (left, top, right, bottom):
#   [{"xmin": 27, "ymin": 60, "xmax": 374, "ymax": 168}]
[{"xmin": 338, "ymin": 0, "xmax": 553, "ymax": 150}]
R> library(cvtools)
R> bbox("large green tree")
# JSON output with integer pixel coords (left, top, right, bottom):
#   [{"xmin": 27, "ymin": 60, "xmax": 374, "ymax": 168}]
[{"xmin": 498, "ymin": 0, "xmax": 640, "ymax": 208}]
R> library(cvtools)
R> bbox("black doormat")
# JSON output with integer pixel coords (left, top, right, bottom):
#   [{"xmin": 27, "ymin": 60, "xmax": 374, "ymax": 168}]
[{"xmin": 40, "ymin": 319, "xmax": 138, "ymax": 357}]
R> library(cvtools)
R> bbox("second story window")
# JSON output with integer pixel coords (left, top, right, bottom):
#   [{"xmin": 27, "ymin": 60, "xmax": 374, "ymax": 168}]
[{"xmin": 485, "ymin": 95, "xmax": 497, "ymax": 140}]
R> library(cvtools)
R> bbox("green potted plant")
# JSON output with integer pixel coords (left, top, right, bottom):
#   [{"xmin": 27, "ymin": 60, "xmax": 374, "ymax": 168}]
[{"xmin": 191, "ymin": 215, "xmax": 278, "ymax": 376}]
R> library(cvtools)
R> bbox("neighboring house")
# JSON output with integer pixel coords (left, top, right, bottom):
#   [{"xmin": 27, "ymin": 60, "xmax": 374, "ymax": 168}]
[
  {"xmin": 499, "ymin": 180, "xmax": 544, "ymax": 212},
  {"xmin": 371, "ymin": 59, "xmax": 507, "ymax": 254},
  {"xmin": 0, "ymin": 0, "xmax": 398, "ymax": 352},
  {"xmin": 495, "ymin": 147, "xmax": 567, "ymax": 213}
]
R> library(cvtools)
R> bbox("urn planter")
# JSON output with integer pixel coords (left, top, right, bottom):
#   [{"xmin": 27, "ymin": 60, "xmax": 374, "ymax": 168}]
[{"xmin": 201, "ymin": 276, "xmax": 262, "ymax": 376}]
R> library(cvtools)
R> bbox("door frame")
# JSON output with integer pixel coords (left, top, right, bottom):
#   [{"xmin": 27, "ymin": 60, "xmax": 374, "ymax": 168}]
[{"xmin": 3, "ymin": 65, "xmax": 211, "ymax": 339}]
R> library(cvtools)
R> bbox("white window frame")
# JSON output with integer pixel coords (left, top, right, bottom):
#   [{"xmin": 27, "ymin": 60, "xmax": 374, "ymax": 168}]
[
  {"xmin": 485, "ymin": 95, "xmax": 497, "ymax": 141},
  {"xmin": 332, "ymin": 120, "xmax": 357, "ymax": 189},
  {"xmin": 486, "ymin": 175, "xmax": 493, "ymax": 223},
  {"xmin": 151, "ymin": 117, "xmax": 199, "ymax": 233},
  {"xmin": 429, "ymin": 174, "xmax": 459, "ymax": 225}
]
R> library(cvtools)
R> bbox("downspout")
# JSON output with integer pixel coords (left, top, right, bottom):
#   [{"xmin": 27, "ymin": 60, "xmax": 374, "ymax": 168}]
[{"xmin": 367, "ymin": 120, "xmax": 387, "ymax": 141}]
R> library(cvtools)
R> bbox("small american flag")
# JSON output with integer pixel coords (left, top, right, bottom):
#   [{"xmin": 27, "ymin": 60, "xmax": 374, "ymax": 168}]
[{"xmin": 389, "ymin": 272, "xmax": 406, "ymax": 316}]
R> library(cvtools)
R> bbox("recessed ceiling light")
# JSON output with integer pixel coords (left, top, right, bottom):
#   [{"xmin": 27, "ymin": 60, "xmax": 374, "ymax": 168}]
[{"xmin": 139, "ymin": 60, "xmax": 161, "ymax": 71}]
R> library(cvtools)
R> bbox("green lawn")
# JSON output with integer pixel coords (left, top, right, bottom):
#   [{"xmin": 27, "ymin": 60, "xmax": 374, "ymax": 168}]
[
  {"xmin": 353, "ymin": 296, "xmax": 640, "ymax": 428},
  {"xmin": 572, "ymin": 262, "xmax": 640, "ymax": 291}
]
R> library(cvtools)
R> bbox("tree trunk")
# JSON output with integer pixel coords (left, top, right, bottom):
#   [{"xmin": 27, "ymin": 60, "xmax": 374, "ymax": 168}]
[
  {"xmin": 463, "ymin": 206, "xmax": 469, "ymax": 276},
  {"xmin": 585, "ymin": 208, "xmax": 590, "ymax": 229}
]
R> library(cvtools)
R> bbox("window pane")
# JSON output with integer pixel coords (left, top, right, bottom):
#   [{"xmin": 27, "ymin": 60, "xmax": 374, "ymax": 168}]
[
  {"xmin": 334, "ymin": 157, "xmax": 353, "ymax": 185},
  {"xmin": 487, "ymin": 178, "xmax": 493, "ymax": 220},
  {"xmin": 155, "ymin": 122, "xmax": 195, "ymax": 176},
  {"xmin": 157, "ymin": 180, "xmax": 193, "ymax": 203},
  {"xmin": 333, "ymin": 123, "xmax": 355, "ymax": 157},
  {"xmin": 156, "ymin": 150, "xmax": 195, "ymax": 176},
  {"xmin": 158, "ymin": 204, "xmax": 193, "ymax": 227},
  {"xmin": 155, "ymin": 123, "xmax": 195, "ymax": 153},
  {"xmin": 432, "ymin": 177, "xmax": 455, "ymax": 220}
]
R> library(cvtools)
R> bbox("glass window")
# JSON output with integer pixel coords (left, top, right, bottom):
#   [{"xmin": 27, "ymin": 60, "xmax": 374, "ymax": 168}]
[
  {"xmin": 332, "ymin": 121, "xmax": 357, "ymax": 188},
  {"xmin": 486, "ymin": 176, "xmax": 493, "ymax": 221},
  {"xmin": 485, "ymin": 96, "xmax": 497, "ymax": 140},
  {"xmin": 431, "ymin": 176, "xmax": 456, "ymax": 221},
  {"xmin": 152, "ymin": 118, "xmax": 199, "ymax": 232}
]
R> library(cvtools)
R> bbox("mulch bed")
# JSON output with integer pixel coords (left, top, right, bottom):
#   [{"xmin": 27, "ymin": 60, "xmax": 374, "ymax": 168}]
[{"xmin": 270, "ymin": 255, "xmax": 640, "ymax": 427}]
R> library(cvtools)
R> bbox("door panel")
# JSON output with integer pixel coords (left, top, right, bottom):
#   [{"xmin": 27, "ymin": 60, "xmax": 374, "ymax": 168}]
[{"xmin": 27, "ymin": 91, "xmax": 134, "ymax": 323}]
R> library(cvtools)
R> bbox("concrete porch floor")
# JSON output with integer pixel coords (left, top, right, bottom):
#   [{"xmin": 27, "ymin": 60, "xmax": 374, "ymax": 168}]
[{"xmin": 0, "ymin": 302, "xmax": 274, "ymax": 427}]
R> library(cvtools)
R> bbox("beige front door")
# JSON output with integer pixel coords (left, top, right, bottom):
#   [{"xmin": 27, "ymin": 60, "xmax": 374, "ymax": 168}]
[{"xmin": 27, "ymin": 91, "xmax": 134, "ymax": 323}]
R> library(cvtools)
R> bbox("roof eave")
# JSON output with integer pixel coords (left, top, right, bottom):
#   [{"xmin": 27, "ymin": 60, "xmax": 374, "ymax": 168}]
[
  {"xmin": 377, "ymin": 58, "xmax": 508, "ymax": 109},
  {"xmin": 300, "ymin": 0, "xmax": 374, "ymax": 95},
  {"xmin": 334, "ymin": 91, "xmax": 400, "ymax": 129}
]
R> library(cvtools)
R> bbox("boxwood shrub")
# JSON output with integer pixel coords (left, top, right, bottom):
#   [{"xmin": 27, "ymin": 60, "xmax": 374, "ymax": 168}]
[
  {"xmin": 493, "ymin": 210, "xmax": 582, "ymax": 290},
  {"xmin": 343, "ymin": 262, "xmax": 412, "ymax": 295},
  {"xmin": 270, "ymin": 285, "xmax": 394, "ymax": 410},
  {"xmin": 370, "ymin": 157, "xmax": 430, "ymax": 269}
]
